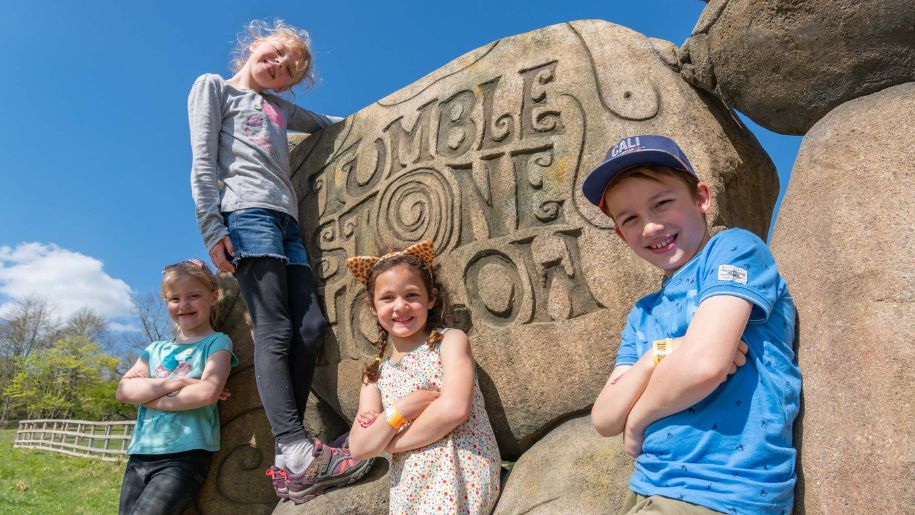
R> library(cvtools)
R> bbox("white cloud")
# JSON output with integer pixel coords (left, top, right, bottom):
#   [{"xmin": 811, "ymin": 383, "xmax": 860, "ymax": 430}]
[
  {"xmin": 108, "ymin": 321, "xmax": 141, "ymax": 333},
  {"xmin": 0, "ymin": 242, "xmax": 134, "ymax": 321}
]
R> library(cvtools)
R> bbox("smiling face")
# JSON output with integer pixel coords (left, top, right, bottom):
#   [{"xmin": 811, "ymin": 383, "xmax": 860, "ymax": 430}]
[
  {"xmin": 604, "ymin": 167, "xmax": 711, "ymax": 273},
  {"xmin": 369, "ymin": 263, "xmax": 436, "ymax": 347},
  {"xmin": 164, "ymin": 276, "xmax": 217, "ymax": 339},
  {"xmin": 246, "ymin": 37, "xmax": 307, "ymax": 92}
]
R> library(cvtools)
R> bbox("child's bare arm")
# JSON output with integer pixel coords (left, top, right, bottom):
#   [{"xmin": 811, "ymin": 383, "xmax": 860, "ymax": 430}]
[
  {"xmin": 591, "ymin": 354, "xmax": 657, "ymax": 437},
  {"xmin": 348, "ymin": 381, "xmax": 442, "ymax": 459},
  {"xmin": 143, "ymin": 351, "xmax": 232, "ymax": 412},
  {"xmin": 624, "ymin": 296, "xmax": 751, "ymax": 454},
  {"xmin": 384, "ymin": 330, "xmax": 475, "ymax": 454},
  {"xmin": 347, "ymin": 382, "xmax": 393, "ymax": 459},
  {"xmin": 115, "ymin": 359, "xmax": 196, "ymax": 405}
]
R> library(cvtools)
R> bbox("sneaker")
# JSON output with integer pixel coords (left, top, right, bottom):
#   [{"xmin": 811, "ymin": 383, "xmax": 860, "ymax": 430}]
[
  {"xmin": 266, "ymin": 466, "xmax": 289, "ymax": 499},
  {"xmin": 329, "ymin": 432, "xmax": 350, "ymax": 449},
  {"xmin": 284, "ymin": 440, "xmax": 375, "ymax": 504}
]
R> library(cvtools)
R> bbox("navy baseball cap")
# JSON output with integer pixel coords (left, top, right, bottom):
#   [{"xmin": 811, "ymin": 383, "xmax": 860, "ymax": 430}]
[{"xmin": 581, "ymin": 135, "xmax": 698, "ymax": 212}]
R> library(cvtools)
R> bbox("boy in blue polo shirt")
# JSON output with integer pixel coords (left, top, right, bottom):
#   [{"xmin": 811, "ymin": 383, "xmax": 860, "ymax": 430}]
[{"xmin": 585, "ymin": 135, "xmax": 801, "ymax": 515}]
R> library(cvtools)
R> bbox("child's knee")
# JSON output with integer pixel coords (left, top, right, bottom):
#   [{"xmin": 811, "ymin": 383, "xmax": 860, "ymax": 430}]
[{"xmin": 299, "ymin": 315, "xmax": 327, "ymax": 348}]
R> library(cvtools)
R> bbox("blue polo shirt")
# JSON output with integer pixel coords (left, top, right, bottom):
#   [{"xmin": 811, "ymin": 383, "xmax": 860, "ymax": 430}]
[{"xmin": 616, "ymin": 229, "xmax": 801, "ymax": 515}]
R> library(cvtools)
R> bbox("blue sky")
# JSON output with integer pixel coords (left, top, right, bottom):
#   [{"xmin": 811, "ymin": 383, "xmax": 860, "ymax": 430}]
[{"xmin": 0, "ymin": 0, "xmax": 800, "ymax": 336}]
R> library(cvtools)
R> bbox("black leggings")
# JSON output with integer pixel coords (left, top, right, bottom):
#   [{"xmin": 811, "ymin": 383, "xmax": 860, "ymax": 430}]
[{"xmin": 235, "ymin": 257, "xmax": 326, "ymax": 444}]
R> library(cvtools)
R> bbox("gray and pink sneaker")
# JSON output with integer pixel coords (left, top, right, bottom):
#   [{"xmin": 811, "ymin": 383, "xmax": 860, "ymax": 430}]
[
  {"xmin": 284, "ymin": 440, "xmax": 374, "ymax": 504},
  {"xmin": 265, "ymin": 466, "xmax": 289, "ymax": 499}
]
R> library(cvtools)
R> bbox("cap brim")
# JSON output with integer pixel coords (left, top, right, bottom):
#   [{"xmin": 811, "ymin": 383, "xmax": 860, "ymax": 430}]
[{"xmin": 581, "ymin": 149, "xmax": 694, "ymax": 207}]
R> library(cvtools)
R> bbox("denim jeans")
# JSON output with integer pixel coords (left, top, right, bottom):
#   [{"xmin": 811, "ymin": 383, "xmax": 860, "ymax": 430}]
[
  {"xmin": 119, "ymin": 450, "xmax": 211, "ymax": 515},
  {"xmin": 224, "ymin": 208, "xmax": 310, "ymax": 266},
  {"xmin": 225, "ymin": 208, "xmax": 327, "ymax": 444}
]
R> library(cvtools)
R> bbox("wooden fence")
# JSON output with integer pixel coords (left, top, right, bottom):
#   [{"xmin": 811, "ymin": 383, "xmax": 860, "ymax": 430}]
[{"xmin": 14, "ymin": 419, "xmax": 135, "ymax": 462}]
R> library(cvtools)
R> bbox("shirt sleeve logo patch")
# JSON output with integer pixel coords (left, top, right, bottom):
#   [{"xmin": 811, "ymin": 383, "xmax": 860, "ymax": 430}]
[{"xmin": 718, "ymin": 264, "xmax": 748, "ymax": 285}]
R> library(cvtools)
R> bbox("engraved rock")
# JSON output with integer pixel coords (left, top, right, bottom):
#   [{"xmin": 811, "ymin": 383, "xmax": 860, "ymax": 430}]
[
  {"xmin": 771, "ymin": 83, "xmax": 915, "ymax": 514},
  {"xmin": 679, "ymin": 0, "xmax": 915, "ymax": 135},
  {"xmin": 295, "ymin": 20, "xmax": 777, "ymax": 459},
  {"xmin": 494, "ymin": 415, "xmax": 633, "ymax": 514}
]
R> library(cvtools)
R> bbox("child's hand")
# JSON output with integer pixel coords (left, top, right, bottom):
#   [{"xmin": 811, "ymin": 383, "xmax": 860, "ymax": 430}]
[
  {"xmin": 623, "ymin": 423, "xmax": 644, "ymax": 457},
  {"xmin": 729, "ymin": 340, "xmax": 749, "ymax": 375},
  {"xmin": 218, "ymin": 387, "xmax": 231, "ymax": 401},
  {"xmin": 209, "ymin": 236, "xmax": 236, "ymax": 273},
  {"xmin": 356, "ymin": 409, "xmax": 380, "ymax": 428},
  {"xmin": 395, "ymin": 389, "xmax": 441, "ymax": 420}
]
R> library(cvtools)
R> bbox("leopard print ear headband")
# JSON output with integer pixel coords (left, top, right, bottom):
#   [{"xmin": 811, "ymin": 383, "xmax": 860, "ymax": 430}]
[{"xmin": 345, "ymin": 240, "xmax": 435, "ymax": 284}]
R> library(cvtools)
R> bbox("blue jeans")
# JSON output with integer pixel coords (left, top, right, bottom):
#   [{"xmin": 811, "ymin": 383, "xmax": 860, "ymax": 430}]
[
  {"xmin": 224, "ymin": 208, "xmax": 327, "ymax": 444},
  {"xmin": 119, "ymin": 450, "xmax": 211, "ymax": 515},
  {"xmin": 224, "ymin": 208, "xmax": 310, "ymax": 266}
]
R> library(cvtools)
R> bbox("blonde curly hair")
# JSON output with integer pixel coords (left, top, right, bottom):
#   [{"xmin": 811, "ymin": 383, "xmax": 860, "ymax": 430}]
[{"xmin": 231, "ymin": 19, "xmax": 317, "ymax": 91}]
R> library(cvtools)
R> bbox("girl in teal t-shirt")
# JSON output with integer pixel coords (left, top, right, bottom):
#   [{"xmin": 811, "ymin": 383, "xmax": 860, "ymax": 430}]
[{"xmin": 116, "ymin": 260, "xmax": 237, "ymax": 515}]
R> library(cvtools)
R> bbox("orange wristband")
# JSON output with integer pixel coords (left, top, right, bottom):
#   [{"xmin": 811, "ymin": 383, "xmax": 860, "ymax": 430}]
[{"xmin": 385, "ymin": 402, "xmax": 408, "ymax": 430}]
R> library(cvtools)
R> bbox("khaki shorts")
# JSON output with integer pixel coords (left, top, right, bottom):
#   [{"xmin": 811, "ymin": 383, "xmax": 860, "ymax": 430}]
[{"xmin": 618, "ymin": 491, "xmax": 724, "ymax": 515}]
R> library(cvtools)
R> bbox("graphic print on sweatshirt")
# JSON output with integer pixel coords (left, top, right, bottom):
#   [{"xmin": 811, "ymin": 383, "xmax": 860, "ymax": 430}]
[{"xmin": 243, "ymin": 99, "xmax": 285, "ymax": 158}]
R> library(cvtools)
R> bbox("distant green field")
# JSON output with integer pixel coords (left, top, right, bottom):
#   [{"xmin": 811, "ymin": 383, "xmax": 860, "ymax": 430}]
[{"xmin": 0, "ymin": 429, "xmax": 125, "ymax": 514}]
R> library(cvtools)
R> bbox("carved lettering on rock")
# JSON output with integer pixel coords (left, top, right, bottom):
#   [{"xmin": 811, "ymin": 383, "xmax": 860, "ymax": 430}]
[{"xmin": 295, "ymin": 58, "xmax": 610, "ymax": 364}]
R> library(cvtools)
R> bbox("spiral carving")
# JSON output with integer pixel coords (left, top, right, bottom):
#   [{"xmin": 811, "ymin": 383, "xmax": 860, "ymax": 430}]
[
  {"xmin": 194, "ymin": 407, "xmax": 276, "ymax": 514},
  {"xmin": 318, "ymin": 256, "xmax": 339, "ymax": 280},
  {"xmin": 375, "ymin": 167, "xmax": 456, "ymax": 252},
  {"xmin": 321, "ymin": 224, "xmax": 336, "ymax": 242}
]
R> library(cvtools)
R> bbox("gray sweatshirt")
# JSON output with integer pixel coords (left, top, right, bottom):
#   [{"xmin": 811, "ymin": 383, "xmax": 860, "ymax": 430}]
[{"xmin": 188, "ymin": 73, "xmax": 342, "ymax": 251}]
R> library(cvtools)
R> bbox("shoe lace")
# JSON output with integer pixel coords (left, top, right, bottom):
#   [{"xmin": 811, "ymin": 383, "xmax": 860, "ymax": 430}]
[
  {"xmin": 266, "ymin": 468, "xmax": 288, "ymax": 481},
  {"xmin": 330, "ymin": 446, "xmax": 352, "ymax": 459}
]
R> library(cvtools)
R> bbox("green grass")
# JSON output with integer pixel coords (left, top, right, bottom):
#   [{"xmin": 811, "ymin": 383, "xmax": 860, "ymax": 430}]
[{"xmin": 0, "ymin": 429, "xmax": 125, "ymax": 514}]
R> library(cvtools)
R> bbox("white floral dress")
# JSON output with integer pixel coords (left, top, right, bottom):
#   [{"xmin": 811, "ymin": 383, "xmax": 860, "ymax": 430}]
[{"xmin": 376, "ymin": 330, "xmax": 501, "ymax": 515}]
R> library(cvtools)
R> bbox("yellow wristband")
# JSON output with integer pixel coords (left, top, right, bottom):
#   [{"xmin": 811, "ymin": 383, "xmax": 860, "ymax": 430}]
[
  {"xmin": 385, "ymin": 402, "xmax": 408, "ymax": 430},
  {"xmin": 652, "ymin": 338, "xmax": 673, "ymax": 365}
]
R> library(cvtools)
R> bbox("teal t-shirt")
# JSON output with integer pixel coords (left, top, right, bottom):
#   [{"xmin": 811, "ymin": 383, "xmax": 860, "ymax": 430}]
[{"xmin": 127, "ymin": 332, "xmax": 237, "ymax": 455}]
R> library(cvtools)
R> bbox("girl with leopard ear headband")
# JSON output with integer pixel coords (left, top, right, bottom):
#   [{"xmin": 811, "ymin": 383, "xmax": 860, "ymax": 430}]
[{"xmin": 344, "ymin": 240, "xmax": 502, "ymax": 514}]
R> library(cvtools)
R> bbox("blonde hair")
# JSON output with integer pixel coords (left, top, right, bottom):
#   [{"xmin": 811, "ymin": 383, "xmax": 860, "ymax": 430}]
[
  {"xmin": 231, "ymin": 19, "xmax": 316, "ymax": 91},
  {"xmin": 161, "ymin": 261, "xmax": 221, "ymax": 331}
]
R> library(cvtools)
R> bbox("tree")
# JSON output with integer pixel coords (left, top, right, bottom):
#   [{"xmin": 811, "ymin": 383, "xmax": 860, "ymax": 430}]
[
  {"xmin": 3, "ymin": 336, "xmax": 125, "ymax": 420},
  {"xmin": 0, "ymin": 295, "xmax": 61, "ymax": 421},
  {"xmin": 63, "ymin": 307, "xmax": 108, "ymax": 343},
  {"xmin": 129, "ymin": 291, "xmax": 172, "ymax": 350},
  {"xmin": 0, "ymin": 295, "xmax": 61, "ymax": 360}
]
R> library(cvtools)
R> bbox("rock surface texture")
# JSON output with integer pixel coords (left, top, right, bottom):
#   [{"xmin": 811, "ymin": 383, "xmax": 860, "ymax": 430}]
[
  {"xmin": 771, "ymin": 83, "xmax": 915, "ymax": 514},
  {"xmin": 679, "ymin": 0, "xmax": 915, "ymax": 135},
  {"xmin": 293, "ymin": 19, "xmax": 778, "ymax": 459},
  {"xmin": 494, "ymin": 415, "xmax": 633, "ymax": 514}
]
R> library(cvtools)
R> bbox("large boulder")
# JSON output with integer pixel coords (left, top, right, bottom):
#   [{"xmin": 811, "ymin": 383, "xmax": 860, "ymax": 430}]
[
  {"xmin": 678, "ymin": 0, "xmax": 915, "ymax": 135},
  {"xmin": 293, "ymin": 20, "xmax": 778, "ymax": 459},
  {"xmin": 192, "ymin": 274, "xmax": 351, "ymax": 515},
  {"xmin": 494, "ymin": 415, "xmax": 633, "ymax": 514},
  {"xmin": 770, "ymin": 83, "xmax": 915, "ymax": 513}
]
